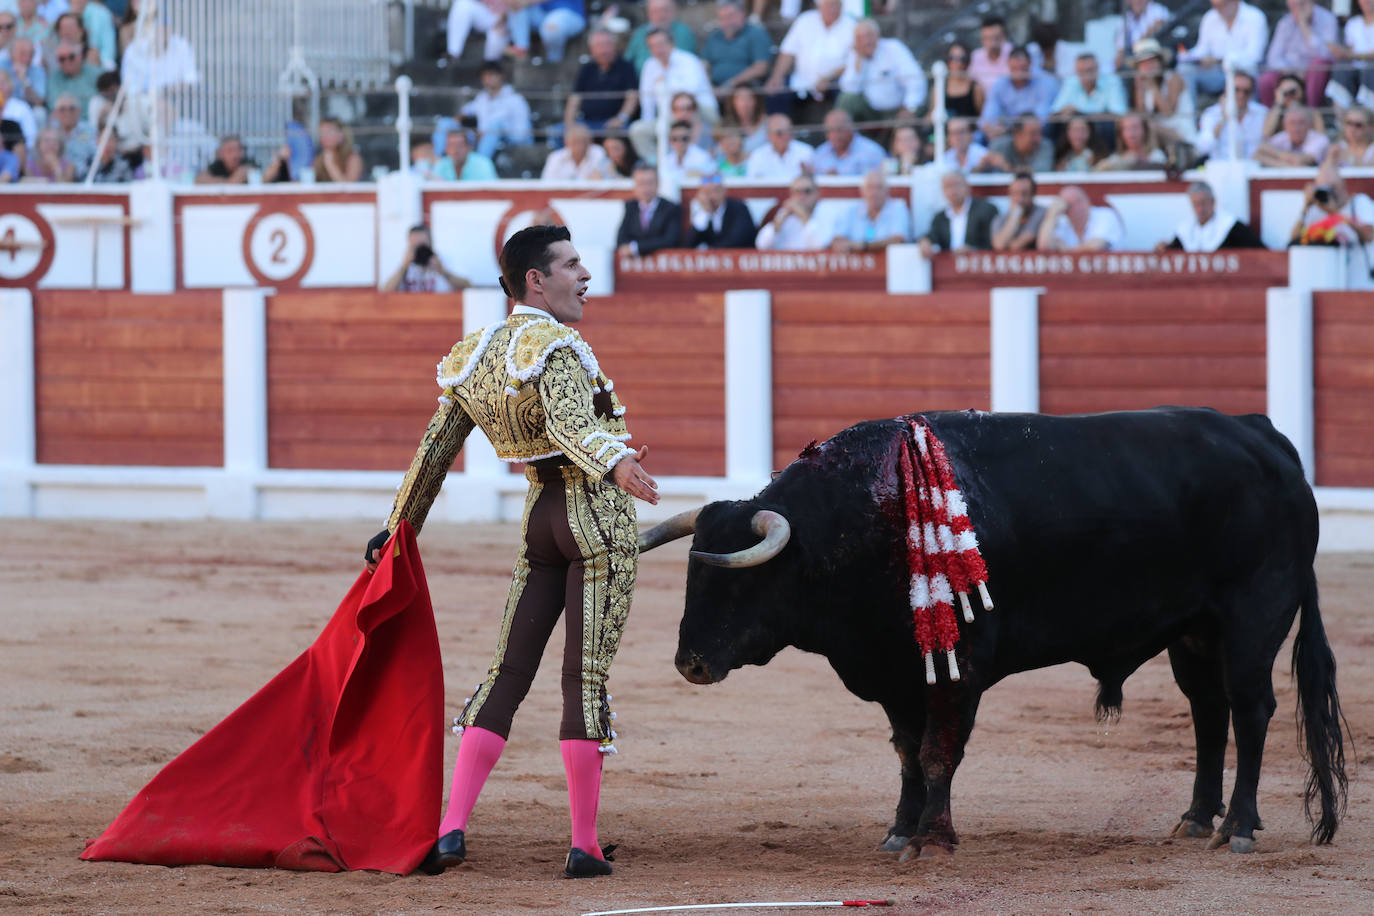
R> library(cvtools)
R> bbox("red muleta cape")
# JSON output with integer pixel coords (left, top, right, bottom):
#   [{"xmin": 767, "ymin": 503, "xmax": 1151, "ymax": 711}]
[{"xmin": 80, "ymin": 521, "xmax": 443, "ymax": 874}]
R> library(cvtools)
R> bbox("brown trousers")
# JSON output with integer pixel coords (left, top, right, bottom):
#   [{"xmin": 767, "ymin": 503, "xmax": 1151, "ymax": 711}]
[{"xmin": 458, "ymin": 462, "xmax": 638, "ymax": 744}]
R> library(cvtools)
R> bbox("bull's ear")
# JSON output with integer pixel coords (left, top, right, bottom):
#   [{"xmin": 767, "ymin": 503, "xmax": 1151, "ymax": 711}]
[{"xmin": 637, "ymin": 507, "xmax": 702, "ymax": 553}]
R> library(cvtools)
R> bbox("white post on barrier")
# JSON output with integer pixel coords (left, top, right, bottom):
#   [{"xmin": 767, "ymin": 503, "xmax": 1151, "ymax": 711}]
[
  {"xmin": 930, "ymin": 61, "xmax": 948, "ymax": 166},
  {"xmin": 1266, "ymin": 287, "xmax": 1315, "ymax": 483},
  {"xmin": 129, "ymin": 178, "xmax": 174, "ymax": 293},
  {"xmin": 989, "ymin": 287, "xmax": 1041, "ymax": 414},
  {"xmin": 724, "ymin": 290, "xmax": 773, "ymax": 484},
  {"xmin": 0, "ymin": 289, "xmax": 35, "ymax": 517},
  {"xmin": 208, "ymin": 288, "xmax": 269, "ymax": 519},
  {"xmin": 395, "ymin": 75, "xmax": 414, "ymax": 175}
]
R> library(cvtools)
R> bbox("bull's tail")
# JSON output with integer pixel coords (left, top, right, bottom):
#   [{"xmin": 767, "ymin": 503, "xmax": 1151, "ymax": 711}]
[{"xmin": 1291, "ymin": 566, "xmax": 1349, "ymax": 844}]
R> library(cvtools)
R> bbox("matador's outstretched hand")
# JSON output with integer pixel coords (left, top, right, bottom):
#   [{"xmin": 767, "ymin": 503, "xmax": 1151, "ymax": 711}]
[{"xmin": 612, "ymin": 445, "xmax": 659, "ymax": 505}]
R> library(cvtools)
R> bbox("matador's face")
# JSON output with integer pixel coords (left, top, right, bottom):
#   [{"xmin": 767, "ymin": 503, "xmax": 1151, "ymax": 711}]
[{"xmin": 531, "ymin": 239, "xmax": 592, "ymax": 323}]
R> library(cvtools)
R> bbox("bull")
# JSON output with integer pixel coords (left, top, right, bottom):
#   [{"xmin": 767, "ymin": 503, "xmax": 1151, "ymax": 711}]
[{"xmin": 638, "ymin": 407, "xmax": 1347, "ymax": 857}]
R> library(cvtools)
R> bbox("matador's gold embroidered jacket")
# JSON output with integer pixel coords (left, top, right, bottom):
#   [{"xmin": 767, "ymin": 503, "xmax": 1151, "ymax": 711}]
[{"xmin": 385, "ymin": 314, "xmax": 633, "ymax": 532}]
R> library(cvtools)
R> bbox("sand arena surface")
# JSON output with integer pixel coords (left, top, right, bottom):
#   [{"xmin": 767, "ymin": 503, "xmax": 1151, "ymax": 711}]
[{"xmin": 1, "ymin": 520, "xmax": 1371, "ymax": 915}]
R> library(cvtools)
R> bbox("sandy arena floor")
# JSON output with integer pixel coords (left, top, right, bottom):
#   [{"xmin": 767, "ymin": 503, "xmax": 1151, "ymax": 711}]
[{"xmin": 1, "ymin": 520, "xmax": 1371, "ymax": 915}]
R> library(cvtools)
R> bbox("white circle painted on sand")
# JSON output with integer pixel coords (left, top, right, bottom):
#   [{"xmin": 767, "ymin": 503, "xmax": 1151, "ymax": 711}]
[
  {"xmin": 0, "ymin": 214, "xmax": 46, "ymax": 279},
  {"xmin": 248, "ymin": 212, "xmax": 309, "ymax": 281}
]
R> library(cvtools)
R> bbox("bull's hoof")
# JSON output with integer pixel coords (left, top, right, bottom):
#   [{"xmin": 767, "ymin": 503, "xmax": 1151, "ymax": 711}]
[
  {"xmin": 1228, "ymin": 836, "xmax": 1255, "ymax": 854},
  {"xmin": 1206, "ymin": 830, "xmax": 1230, "ymax": 850},
  {"xmin": 1170, "ymin": 818, "xmax": 1213, "ymax": 839},
  {"xmin": 881, "ymin": 833, "xmax": 910, "ymax": 853},
  {"xmin": 899, "ymin": 838, "xmax": 953, "ymax": 863}
]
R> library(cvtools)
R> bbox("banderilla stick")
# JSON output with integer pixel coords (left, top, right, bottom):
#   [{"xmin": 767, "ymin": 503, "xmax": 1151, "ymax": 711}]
[{"xmin": 581, "ymin": 899, "xmax": 897, "ymax": 915}]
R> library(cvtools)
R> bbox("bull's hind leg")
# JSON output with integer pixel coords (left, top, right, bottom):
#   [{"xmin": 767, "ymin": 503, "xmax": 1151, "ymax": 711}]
[
  {"xmin": 903, "ymin": 683, "xmax": 980, "ymax": 860},
  {"xmin": 1167, "ymin": 639, "xmax": 1229, "ymax": 838},
  {"xmin": 1210, "ymin": 657, "xmax": 1279, "ymax": 854},
  {"xmin": 880, "ymin": 701, "xmax": 927, "ymax": 852}
]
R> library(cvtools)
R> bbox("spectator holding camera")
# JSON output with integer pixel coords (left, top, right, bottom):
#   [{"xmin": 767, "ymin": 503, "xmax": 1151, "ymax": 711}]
[
  {"xmin": 382, "ymin": 224, "xmax": 471, "ymax": 293},
  {"xmin": 1290, "ymin": 177, "xmax": 1374, "ymax": 248}
]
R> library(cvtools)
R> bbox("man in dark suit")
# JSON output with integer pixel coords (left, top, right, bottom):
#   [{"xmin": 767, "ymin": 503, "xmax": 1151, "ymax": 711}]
[
  {"xmin": 616, "ymin": 163, "xmax": 682, "ymax": 256},
  {"xmin": 685, "ymin": 174, "xmax": 756, "ymax": 248},
  {"xmin": 918, "ymin": 171, "xmax": 1000, "ymax": 258}
]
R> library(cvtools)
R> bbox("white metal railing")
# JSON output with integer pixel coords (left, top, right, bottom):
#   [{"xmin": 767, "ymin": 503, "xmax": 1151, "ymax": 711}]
[{"xmin": 139, "ymin": 0, "xmax": 391, "ymax": 177}]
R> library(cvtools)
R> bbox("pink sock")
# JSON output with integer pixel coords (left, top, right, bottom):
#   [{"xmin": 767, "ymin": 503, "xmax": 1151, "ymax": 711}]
[
  {"xmin": 438, "ymin": 726, "xmax": 506, "ymax": 835},
  {"xmin": 561, "ymin": 739, "xmax": 605, "ymax": 858}
]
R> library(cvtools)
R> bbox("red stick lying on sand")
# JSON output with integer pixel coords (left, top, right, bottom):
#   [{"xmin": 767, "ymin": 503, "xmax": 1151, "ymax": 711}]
[{"xmin": 581, "ymin": 900, "xmax": 897, "ymax": 915}]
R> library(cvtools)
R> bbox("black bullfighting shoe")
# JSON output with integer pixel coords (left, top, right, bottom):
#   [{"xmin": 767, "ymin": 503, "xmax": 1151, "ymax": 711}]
[
  {"xmin": 564, "ymin": 846, "xmax": 613, "ymax": 878},
  {"xmin": 419, "ymin": 828, "xmax": 466, "ymax": 875}
]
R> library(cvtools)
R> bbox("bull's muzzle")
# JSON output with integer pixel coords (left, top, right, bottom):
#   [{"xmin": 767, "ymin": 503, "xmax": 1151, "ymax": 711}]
[{"xmin": 675, "ymin": 652, "xmax": 717, "ymax": 685}]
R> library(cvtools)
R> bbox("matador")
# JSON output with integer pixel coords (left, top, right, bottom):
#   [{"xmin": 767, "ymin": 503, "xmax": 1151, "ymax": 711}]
[{"xmin": 364, "ymin": 225, "xmax": 659, "ymax": 878}]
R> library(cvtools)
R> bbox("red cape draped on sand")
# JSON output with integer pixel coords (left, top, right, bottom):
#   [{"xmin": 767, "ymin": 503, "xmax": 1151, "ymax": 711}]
[{"xmin": 80, "ymin": 521, "xmax": 443, "ymax": 874}]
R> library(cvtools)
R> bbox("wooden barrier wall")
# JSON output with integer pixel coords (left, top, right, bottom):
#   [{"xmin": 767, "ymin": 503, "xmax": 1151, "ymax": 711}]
[
  {"xmin": 1313, "ymin": 292, "xmax": 1374, "ymax": 488},
  {"xmin": 576, "ymin": 294, "xmax": 727, "ymax": 477},
  {"xmin": 266, "ymin": 293, "xmax": 464, "ymax": 471},
  {"xmin": 34, "ymin": 292, "xmax": 224, "ymax": 466},
  {"xmin": 770, "ymin": 293, "xmax": 992, "ymax": 471},
  {"xmin": 1038, "ymin": 290, "xmax": 1267, "ymax": 416}
]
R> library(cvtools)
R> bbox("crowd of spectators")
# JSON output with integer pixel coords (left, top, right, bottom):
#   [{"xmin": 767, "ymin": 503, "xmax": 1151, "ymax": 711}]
[
  {"xmin": 11, "ymin": 0, "xmax": 1374, "ymax": 265},
  {"xmin": 407, "ymin": 0, "xmax": 1374, "ymax": 191}
]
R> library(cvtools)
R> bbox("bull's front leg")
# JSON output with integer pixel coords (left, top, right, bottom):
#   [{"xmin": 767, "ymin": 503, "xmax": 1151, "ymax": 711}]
[
  {"xmin": 904, "ymin": 681, "xmax": 981, "ymax": 860},
  {"xmin": 881, "ymin": 700, "xmax": 927, "ymax": 852}
]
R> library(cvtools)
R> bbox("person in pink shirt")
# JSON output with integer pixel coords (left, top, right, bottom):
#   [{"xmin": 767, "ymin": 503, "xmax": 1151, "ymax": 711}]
[{"xmin": 969, "ymin": 15, "xmax": 1012, "ymax": 96}]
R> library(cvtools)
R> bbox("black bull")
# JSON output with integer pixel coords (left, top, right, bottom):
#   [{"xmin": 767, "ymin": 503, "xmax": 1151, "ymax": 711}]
[{"xmin": 638, "ymin": 408, "xmax": 1348, "ymax": 856}]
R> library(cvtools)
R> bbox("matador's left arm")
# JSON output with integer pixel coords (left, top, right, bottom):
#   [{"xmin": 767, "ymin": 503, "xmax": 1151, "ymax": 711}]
[{"xmin": 383, "ymin": 394, "xmax": 477, "ymax": 535}]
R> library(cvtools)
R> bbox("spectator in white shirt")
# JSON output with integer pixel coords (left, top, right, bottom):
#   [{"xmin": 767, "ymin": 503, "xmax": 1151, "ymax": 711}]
[
  {"xmin": 1254, "ymin": 104, "xmax": 1330, "ymax": 167},
  {"xmin": 1331, "ymin": 0, "xmax": 1374, "ymax": 104},
  {"xmin": 1194, "ymin": 70, "xmax": 1268, "ymax": 161},
  {"xmin": 1114, "ymin": 0, "xmax": 1171, "ymax": 69},
  {"xmin": 745, "ymin": 113, "xmax": 814, "ymax": 179},
  {"xmin": 1036, "ymin": 185, "xmax": 1124, "ymax": 251},
  {"xmin": 461, "ymin": 62, "xmax": 534, "ymax": 159},
  {"xmin": 541, "ymin": 123, "xmax": 613, "ymax": 180},
  {"xmin": 660, "ymin": 118, "xmax": 717, "ymax": 189},
  {"xmin": 756, "ymin": 174, "xmax": 834, "ymax": 250},
  {"xmin": 763, "ymin": 0, "xmax": 855, "ymax": 120},
  {"xmin": 0, "ymin": 69, "xmax": 37, "ymax": 151},
  {"xmin": 941, "ymin": 116, "xmax": 988, "ymax": 173},
  {"xmin": 835, "ymin": 18, "xmax": 925, "ymax": 125},
  {"xmin": 1180, "ymin": 0, "xmax": 1269, "ymax": 99},
  {"xmin": 629, "ymin": 28, "xmax": 719, "ymax": 161}
]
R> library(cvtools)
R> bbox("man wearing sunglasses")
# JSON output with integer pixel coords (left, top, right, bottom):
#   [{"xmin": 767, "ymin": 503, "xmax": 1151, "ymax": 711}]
[{"xmin": 45, "ymin": 40, "xmax": 100, "ymax": 114}]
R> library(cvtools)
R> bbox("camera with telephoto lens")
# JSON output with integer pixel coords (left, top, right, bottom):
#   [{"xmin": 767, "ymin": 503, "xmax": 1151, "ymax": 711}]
[
  {"xmin": 1313, "ymin": 187, "xmax": 1332, "ymax": 206},
  {"xmin": 413, "ymin": 243, "xmax": 434, "ymax": 267}
]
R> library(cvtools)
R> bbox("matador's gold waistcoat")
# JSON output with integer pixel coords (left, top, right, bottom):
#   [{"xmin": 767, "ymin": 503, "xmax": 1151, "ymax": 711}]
[{"xmin": 386, "ymin": 314, "xmax": 633, "ymax": 532}]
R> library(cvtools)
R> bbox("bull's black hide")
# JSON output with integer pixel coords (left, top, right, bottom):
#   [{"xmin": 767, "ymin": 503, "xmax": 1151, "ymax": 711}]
[{"xmin": 658, "ymin": 408, "xmax": 1347, "ymax": 856}]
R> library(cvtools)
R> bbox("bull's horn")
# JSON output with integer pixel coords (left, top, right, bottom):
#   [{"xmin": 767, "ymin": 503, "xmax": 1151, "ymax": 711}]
[
  {"xmin": 637, "ymin": 507, "xmax": 702, "ymax": 553},
  {"xmin": 690, "ymin": 510, "xmax": 791, "ymax": 568}
]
